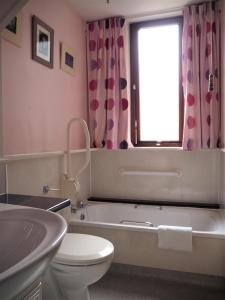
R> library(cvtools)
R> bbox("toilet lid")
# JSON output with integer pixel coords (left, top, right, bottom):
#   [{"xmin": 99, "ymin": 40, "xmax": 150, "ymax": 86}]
[{"xmin": 54, "ymin": 233, "xmax": 114, "ymax": 266}]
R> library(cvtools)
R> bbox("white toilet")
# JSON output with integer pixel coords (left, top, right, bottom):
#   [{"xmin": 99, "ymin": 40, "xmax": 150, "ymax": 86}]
[{"xmin": 43, "ymin": 233, "xmax": 114, "ymax": 300}]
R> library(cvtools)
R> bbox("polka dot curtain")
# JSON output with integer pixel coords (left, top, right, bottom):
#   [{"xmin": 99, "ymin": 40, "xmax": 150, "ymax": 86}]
[
  {"xmin": 182, "ymin": 2, "xmax": 221, "ymax": 150},
  {"xmin": 87, "ymin": 17, "xmax": 131, "ymax": 149}
]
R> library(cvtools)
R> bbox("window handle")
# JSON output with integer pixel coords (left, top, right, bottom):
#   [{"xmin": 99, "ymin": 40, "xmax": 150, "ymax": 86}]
[{"xmin": 135, "ymin": 120, "xmax": 138, "ymax": 144}]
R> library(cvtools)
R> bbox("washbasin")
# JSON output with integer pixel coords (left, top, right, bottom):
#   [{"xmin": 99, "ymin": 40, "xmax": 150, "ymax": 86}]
[{"xmin": 0, "ymin": 207, "xmax": 67, "ymax": 299}]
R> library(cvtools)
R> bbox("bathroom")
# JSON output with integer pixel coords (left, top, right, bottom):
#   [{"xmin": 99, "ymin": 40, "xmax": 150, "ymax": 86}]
[{"xmin": 1, "ymin": 0, "xmax": 225, "ymax": 299}]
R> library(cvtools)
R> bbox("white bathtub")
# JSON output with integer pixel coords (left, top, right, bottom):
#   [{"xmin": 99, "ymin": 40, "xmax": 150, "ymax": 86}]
[
  {"xmin": 69, "ymin": 201, "xmax": 225, "ymax": 276},
  {"xmin": 71, "ymin": 201, "xmax": 225, "ymax": 237}
]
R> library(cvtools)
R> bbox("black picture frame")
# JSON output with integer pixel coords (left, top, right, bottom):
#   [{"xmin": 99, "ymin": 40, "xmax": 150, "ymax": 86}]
[{"xmin": 32, "ymin": 15, "xmax": 54, "ymax": 69}]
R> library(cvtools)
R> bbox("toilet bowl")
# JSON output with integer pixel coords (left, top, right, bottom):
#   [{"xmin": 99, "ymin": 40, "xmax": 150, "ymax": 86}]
[{"xmin": 43, "ymin": 233, "xmax": 114, "ymax": 300}]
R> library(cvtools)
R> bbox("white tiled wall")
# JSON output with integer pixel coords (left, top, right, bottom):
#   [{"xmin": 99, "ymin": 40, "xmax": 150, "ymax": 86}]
[
  {"xmin": 0, "ymin": 164, "xmax": 6, "ymax": 194},
  {"xmin": 3, "ymin": 148, "xmax": 223, "ymax": 205},
  {"xmin": 91, "ymin": 149, "xmax": 220, "ymax": 204},
  {"xmin": 6, "ymin": 152, "xmax": 91, "ymax": 205},
  {"xmin": 7, "ymin": 156, "xmax": 62, "ymax": 196},
  {"xmin": 219, "ymin": 151, "xmax": 225, "ymax": 208}
]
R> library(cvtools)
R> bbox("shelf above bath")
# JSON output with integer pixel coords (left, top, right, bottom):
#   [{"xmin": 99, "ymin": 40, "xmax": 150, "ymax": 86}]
[{"xmin": 0, "ymin": 194, "xmax": 70, "ymax": 212}]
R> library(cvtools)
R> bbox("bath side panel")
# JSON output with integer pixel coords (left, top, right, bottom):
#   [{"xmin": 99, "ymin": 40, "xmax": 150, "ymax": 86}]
[{"xmin": 69, "ymin": 224, "xmax": 225, "ymax": 277}]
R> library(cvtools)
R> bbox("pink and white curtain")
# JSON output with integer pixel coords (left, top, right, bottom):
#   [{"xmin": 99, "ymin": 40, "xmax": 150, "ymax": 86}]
[
  {"xmin": 182, "ymin": 2, "xmax": 220, "ymax": 150},
  {"xmin": 87, "ymin": 17, "xmax": 130, "ymax": 149}
]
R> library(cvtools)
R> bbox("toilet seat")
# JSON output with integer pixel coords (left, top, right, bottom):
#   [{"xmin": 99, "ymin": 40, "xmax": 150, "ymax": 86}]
[{"xmin": 53, "ymin": 233, "xmax": 114, "ymax": 266}]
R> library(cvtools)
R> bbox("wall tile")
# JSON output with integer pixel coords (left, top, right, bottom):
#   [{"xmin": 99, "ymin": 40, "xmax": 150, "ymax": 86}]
[
  {"xmin": 5, "ymin": 149, "xmax": 222, "ymax": 206},
  {"xmin": 0, "ymin": 164, "xmax": 6, "ymax": 194},
  {"xmin": 91, "ymin": 149, "xmax": 220, "ymax": 204},
  {"xmin": 7, "ymin": 153, "xmax": 91, "ymax": 205}
]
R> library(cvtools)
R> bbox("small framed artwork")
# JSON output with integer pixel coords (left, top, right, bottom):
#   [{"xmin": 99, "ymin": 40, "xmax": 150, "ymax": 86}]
[
  {"xmin": 32, "ymin": 16, "xmax": 54, "ymax": 68},
  {"xmin": 61, "ymin": 43, "xmax": 75, "ymax": 76},
  {"xmin": 2, "ymin": 11, "xmax": 23, "ymax": 47}
]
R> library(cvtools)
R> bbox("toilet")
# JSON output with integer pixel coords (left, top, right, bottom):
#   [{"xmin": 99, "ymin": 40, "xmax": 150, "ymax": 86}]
[{"xmin": 43, "ymin": 233, "xmax": 114, "ymax": 300}]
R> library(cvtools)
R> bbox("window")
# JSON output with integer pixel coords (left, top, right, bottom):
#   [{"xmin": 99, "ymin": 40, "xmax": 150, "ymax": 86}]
[{"xmin": 130, "ymin": 17, "xmax": 183, "ymax": 147}]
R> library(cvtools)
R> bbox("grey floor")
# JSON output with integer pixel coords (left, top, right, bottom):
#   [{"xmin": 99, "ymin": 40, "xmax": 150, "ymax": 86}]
[{"xmin": 90, "ymin": 266, "xmax": 225, "ymax": 300}]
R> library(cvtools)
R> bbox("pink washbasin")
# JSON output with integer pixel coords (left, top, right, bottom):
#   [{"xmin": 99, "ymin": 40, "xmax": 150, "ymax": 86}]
[{"xmin": 0, "ymin": 207, "xmax": 67, "ymax": 299}]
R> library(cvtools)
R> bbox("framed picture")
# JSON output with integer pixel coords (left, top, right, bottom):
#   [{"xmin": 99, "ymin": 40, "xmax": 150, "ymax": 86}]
[
  {"xmin": 32, "ymin": 16, "xmax": 54, "ymax": 68},
  {"xmin": 61, "ymin": 43, "xmax": 75, "ymax": 76},
  {"xmin": 2, "ymin": 12, "xmax": 23, "ymax": 47}
]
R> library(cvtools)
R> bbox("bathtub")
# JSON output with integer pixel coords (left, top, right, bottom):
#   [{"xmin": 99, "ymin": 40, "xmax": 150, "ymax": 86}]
[{"xmin": 69, "ymin": 201, "xmax": 225, "ymax": 277}]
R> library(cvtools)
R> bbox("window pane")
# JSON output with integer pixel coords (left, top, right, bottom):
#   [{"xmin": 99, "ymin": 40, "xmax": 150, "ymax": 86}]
[{"xmin": 138, "ymin": 24, "xmax": 180, "ymax": 142}]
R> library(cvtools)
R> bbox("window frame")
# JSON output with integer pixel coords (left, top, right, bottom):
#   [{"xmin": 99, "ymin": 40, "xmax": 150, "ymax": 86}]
[{"xmin": 130, "ymin": 16, "xmax": 184, "ymax": 147}]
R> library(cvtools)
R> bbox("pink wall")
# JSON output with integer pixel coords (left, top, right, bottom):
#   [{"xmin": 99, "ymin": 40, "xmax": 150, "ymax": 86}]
[{"xmin": 2, "ymin": 0, "xmax": 87, "ymax": 155}]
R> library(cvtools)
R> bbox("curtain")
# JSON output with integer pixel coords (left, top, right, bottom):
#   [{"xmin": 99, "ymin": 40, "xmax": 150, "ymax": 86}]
[
  {"xmin": 87, "ymin": 17, "xmax": 131, "ymax": 149},
  {"xmin": 182, "ymin": 1, "xmax": 220, "ymax": 150}
]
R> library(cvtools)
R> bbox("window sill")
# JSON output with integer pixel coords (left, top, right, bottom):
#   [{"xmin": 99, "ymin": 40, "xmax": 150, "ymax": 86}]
[
  {"xmin": 128, "ymin": 146, "xmax": 183, "ymax": 151},
  {"xmin": 95, "ymin": 147, "xmax": 221, "ymax": 153}
]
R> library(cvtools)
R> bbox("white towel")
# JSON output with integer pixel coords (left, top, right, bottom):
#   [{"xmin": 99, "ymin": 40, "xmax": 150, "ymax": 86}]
[{"xmin": 158, "ymin": 225, "xmax": 192, "ymax": 252}]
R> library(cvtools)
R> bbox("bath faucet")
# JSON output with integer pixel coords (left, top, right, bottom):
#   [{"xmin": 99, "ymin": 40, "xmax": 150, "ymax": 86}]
[
  {"xmin": 71, "ymin": 200, "xmax": 87, "ymax": 213},
  {"xmin": 77, "ymin": 200, "xmax": 87, "ymax": 209}
]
